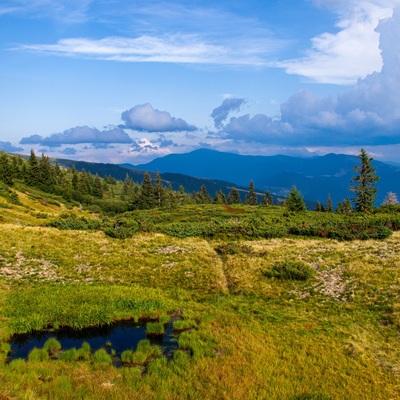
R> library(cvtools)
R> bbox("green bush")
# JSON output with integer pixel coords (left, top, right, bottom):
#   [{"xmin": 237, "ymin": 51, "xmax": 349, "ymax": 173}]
[
  {"xmin": 264, "ymin": 260, "xmax": 314, "ymax": 281},
  {"xmin": 104, "ymin": 226, "xmax": 135, "ymax": 239},
  {"xmin": 47, "ymin": 214, "xmax": 102, "ymax": 230}
]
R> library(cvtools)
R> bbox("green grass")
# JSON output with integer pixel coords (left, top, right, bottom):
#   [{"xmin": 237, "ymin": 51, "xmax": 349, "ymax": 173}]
[
  {"xmin": 146, "ymin": 321, "xmax": 165, "ymax": 335},
  {"xmin": 0, "ymin": 198, "xmax": 400, "ymax": 399}
]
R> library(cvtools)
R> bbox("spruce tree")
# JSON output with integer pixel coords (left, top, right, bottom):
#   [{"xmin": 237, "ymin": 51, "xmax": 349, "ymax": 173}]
[
  {"xmin": 326, "ymin": 194, "xmax": 334, "ymax": 213},
  {"xmin": 350, "ymin": 148, "xmax": 379, "ymax": 213},
  {"xmin": 261, "ymin": 190, "xmax": 273, "ymax": 206},
  {"xmin": 245, "ymin": 180, "xmax": 258, "ymax": 205},
  {"xmin": 342, "ymin": 198, "xmax": 353, "ymax": 214},
  {"xmin": 177, "ymin": 185, "xmax": 186, "ymax": 206},
  {"xmin": 213, "ymin": 189, "xmax": 227, "ymax": 204},
  {"xmin": 138, "ymin": 172, "xmax": 156, "ymax": 209},
  {"xmin": 92, "ymin": 174, "xmax": 103, "ymax": 198},
  {"xmin": 71, "ymin": 165, "xmax": 79, "ymax": 191},
  {"xmin": 38, "ymin": 153, "xmax": 56, "ymax": 191},
  {"xmin": 25, "ymin": 149, "xmax": 40, "ymax": 186},
  {"xmin": 153, "ymin": 172, "xmax": 165, "ymax": 208},
  {"xmin": 285, "ymin": 186, "xmax": 306, "ymax": 212},
  {"xmin": 165, "ymin": 184, "xmax": 177, "ymax": 210},
  {"xmin": 227, "ymin": 187, "xmax": 241, "ymax": 204},
  {"xmin": 122, "ymin": 173, "xmax": 135, "ymax": 199},
  {"xmin": 196, "ymin": 185, "xmax": 211, "ymax": 204},
  {"xmin": 0, "ymin": 152, "xmax": 13, "ymax": 185}
]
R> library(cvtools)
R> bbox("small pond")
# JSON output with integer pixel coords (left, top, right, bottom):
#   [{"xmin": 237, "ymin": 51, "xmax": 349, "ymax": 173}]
[{"xmin": 9, "ymin": 318, "xmax": 180, "ymax": 364}]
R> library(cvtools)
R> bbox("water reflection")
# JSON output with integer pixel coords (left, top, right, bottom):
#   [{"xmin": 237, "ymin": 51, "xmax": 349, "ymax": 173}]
[{"xmin": 9, "ymin": 319, "xmax": 179, "ymax": 361}]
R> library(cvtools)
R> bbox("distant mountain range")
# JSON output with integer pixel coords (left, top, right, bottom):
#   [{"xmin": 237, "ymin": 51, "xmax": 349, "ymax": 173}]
[{"xmin": 130, "ymin": 149, "xmax": 400, "ymax": 206}]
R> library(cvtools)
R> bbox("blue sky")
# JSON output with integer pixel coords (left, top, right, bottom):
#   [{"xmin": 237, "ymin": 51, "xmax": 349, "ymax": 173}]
[{"xmin": 1, "ymin": 0, "xmax": 400, "ymax": 164}]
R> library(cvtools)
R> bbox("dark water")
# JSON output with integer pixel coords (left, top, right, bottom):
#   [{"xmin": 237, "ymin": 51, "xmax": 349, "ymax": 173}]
[{"xmin": 9, "ymin": 319, "xmax": 179, "ymax": 361}]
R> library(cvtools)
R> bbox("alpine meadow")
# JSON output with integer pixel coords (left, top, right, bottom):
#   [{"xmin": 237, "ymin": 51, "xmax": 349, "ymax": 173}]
[{"xmin": 0, "ymin": 149, "xmax": 399, "ymax": 399}]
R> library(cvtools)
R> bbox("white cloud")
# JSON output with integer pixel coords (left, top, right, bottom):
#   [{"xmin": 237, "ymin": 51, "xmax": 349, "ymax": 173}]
[
  {"xmin": 221, "ymin": 6, "xmax": 400, "ymax": 147},
  {"xmin": 20, "ymin": 126, "xmax": 132, "ymax": 146},
  {"xmin": 122, "ymin": 103, "xmax": 197, "ymax": 132},
  {"xmin": 17, "ymin": 34, "xmax": 275, "ymax": 66},
  {"xmin": 278, "ymin": 1, "xmax": 397, "ymax": 84}
]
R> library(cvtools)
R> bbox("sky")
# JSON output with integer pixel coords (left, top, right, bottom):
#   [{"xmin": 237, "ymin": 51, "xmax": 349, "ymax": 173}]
[{"xmin": 1, "ymin": 0, "xmax": 400, "ymax": 164}]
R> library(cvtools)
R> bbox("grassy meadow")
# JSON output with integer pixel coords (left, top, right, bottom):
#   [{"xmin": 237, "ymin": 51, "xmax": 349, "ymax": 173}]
[{"xmin": 0, "ymin": 187, "xmax": 399, "ymax": 399}]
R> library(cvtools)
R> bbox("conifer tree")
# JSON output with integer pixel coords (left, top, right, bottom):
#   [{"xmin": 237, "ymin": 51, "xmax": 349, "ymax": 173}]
[
  {"xmin": 78, "ymin": 169, "xmax": 91, "ymax": 195},
  {"xmin": 71, "ymin": 165, "xmax": 79, "ymax": 191},
  {"xmin": 25, "ymin": 149, "xmax": 40, "ymax": 186},
  {"xmin": 165, "ymin": 184, "xmax": 177, "ymax": 210},
  {"xmin": 261, "ymin": 190, "xmax": 273, "ymax": 206},
  {"xmin": 337, "ymin": 199, "xmax": 352, "ymax": 214},
  {"xmin": 196, "ymin": 185, "xmax": 211, "ymax": 204},
  {"xmin": 213, "ymin": 189, "xmax": 227, "ymax": 204},
  {"xmin": 326, "ymin": 194, "xmax": 334, "ymax": 213},
  {"xmin": 138, "ymin": 172, "xmax": 156, "ymax": 209},
  {"xmin": 315, "ymin": 201, "xmax": 322, "ymax": 212},
  {"xmin": 92, "ymin": 174, "xmax": 103, "ymax": 198},
  {"xmin": 153, "ymin": 172, "xmax": 165, "ymax": 208},
  {"xmin": 227, "ymin": 187, "xmax": 241, "ymax": 204},
  {"xmin": 177, "ymin": 185, "xmax": 186, "ymax": 206},
  {"xmin": 121, "ymin": 173, "xmax": 135, "ymax": 199},
  {"xmin": 350, "ymin": 148, "xmax": 379, "ymax": 213},
  {"xmin": 38, "ymin": 153, "xmax": 56, "ymax": 191},
  {"xmin": 285, "ymin": 186, "xmax": 306, "ymax": 212},
  {"xmin": 0, "ymin": 151, "xmax": 14, "ymax": 185},
  {"xmin": 245, "ymin": 180, "xmax": 258, "ymax": 205}
]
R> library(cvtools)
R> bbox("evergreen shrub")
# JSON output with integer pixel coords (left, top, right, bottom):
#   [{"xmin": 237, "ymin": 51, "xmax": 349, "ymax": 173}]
[{"xmin": 264, "ymin": 261, "xmax": 314, "ymax": 281}]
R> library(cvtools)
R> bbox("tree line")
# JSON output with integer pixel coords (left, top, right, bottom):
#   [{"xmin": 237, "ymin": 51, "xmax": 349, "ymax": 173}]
[{"xmin": 0, "ymin": 148, "xmax": 397, "ymax": 214}]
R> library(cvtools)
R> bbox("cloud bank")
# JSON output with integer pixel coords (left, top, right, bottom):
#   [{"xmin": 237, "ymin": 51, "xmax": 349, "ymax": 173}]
[
  {"xmin": 20, "ymin": 126, "xmax": 132, "ymax": 147},
  {"xmin": 220, "ymin": 7, "xmax": 400, "ymax": 147},
  {"xmin": 0, "ymin": 141, "xmax": 23, "ymax": 152},
  {"xmin": 121, "ymin": 103, "xmax": 197, "ymax": 132}
]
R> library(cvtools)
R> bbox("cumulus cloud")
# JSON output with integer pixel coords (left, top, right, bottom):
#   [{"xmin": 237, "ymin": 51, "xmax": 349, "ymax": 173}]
[
  {"xmin": 211, "ymin": 98, "xmax": 246, "ymax": 129},
  {"xmin": 221, "ymin": 7, "xmax": 400, "ymax": 147},
  {"xmin": 0, "ymin": 141, "xmax": 23, "ymax": 152},
  {"xmin": 20, "ymin": 126, "xmax": 132, "ymax": 147},
  {"xmin": 121, "ymin": 103, "xmax": 197, "ymax": 132},
  {"xmin": 278, "ymin": 1, "xmax": 395, "ymax": 84}
]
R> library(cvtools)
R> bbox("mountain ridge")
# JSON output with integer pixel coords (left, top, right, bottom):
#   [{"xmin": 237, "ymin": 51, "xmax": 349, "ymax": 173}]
[{"xmin": 132, "ymin": 149, "xmax": 400, "ymax": 205}]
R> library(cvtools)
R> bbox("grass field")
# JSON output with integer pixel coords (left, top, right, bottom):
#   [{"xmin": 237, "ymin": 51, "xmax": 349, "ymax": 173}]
[{"xmin": 0, "ymin": 189, "xmax": 399, "ymax": 399}]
